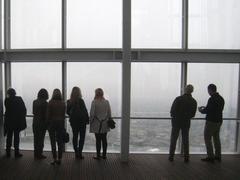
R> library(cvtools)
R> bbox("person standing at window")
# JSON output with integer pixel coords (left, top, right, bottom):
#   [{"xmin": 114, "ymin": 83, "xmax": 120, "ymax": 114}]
[
  {"xmin": 199, "ymin": 84, "xmax": 225, "ymax": 163},
  {"xmin": 67, "ymin": 87, "xmax": 89, "ymax": 159},
  {"xmin": 4, "ymin": 88, "xmax": 27, "ymax": 158},
  {"xmin": 47, "ymin": 89, "xmax": 66, "ymax": 165},
  {"xmin": 169, "ymin": 84, "xmax": 197, "ymax": 162},
  {"xmin": 90, "ymin": 88, "xmax": 111, "ymax": 160},
  {"xmin": 32, "ymin": 88, "xmax": 49, "ymax": 159}
]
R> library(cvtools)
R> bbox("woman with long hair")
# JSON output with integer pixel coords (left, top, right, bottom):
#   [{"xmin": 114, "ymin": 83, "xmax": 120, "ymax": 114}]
[
  {"xmin": 32, "ymin": 88, "xmax": 49, "ymax": 159},
  {"xmin": 47, "ymin": 89, "xmax": 66, "ymax": 165},
  {"xmin": 90, "ymin": 88, "xmax": 112, "ymax": 159},
  {"xmin": 67, "ymin": 87, "xmax": 89, "ymax": 159}
]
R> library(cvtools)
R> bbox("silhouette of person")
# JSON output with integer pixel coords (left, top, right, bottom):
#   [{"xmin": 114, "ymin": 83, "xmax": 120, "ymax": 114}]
[
  {"xmin": 47, "ymin": 89, "xmax": 66, "ymax": 165},
  {"xmin": 90, "ymin": 88, "xmax": 112, "ymax": 160},
  {"xmin": 32, "ymin": 88, "xmax": 49, "ymax": 159},
  {"xmin": 199, "ymin": 84, "xmax": 224, "ymax": 163},
  {"xmin": 4, "ymin": 88, "xmax": 27, "ymax": 158},
  {"xmin": 169, "ymin": 84, "xmax": 197, "ymax": 162},
  {"xmin": 67, "ymin": 87, "xmax": 89, "ymax": 159}
]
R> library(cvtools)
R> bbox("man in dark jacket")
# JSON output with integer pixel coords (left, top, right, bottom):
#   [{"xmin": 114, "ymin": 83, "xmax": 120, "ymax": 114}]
[
  {"xmin": 199, "ymin": 84, "xmax": 224, "ymax": 162},
  {"xmin": 169, "ymin": 84, "xmax": 197, "ymax": 162},
  {"xmin": 4, "ymin": 88, "xmax": 27, "ymax": 158}
]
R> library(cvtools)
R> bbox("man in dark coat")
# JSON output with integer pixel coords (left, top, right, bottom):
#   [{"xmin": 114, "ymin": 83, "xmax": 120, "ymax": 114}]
[
  {"xmin": 199, "ymin": 84, "xmax": 224, "ymax": 163},
  {"xmin": 169, "ymin": 84, "xmax": 197, "ymax": 162},
  {"xmin": 4, "ymin": 88, "xmax": 27, "ymax": 158}
]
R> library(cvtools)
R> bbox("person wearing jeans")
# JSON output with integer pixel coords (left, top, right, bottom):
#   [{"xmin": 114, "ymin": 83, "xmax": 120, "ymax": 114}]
[{"xmin": 67, "ymin": 87, "xmax": 89, "ymax": 159}]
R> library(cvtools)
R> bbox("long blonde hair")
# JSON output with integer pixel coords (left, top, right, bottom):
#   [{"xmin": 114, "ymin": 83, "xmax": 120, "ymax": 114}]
[
  {"xmin": 94, "ymin": 88, "xmax": 105, "ymax": 100},
  {"xmin": 70, "ymin": 86, "xmax": 82, "ymax": 103}
]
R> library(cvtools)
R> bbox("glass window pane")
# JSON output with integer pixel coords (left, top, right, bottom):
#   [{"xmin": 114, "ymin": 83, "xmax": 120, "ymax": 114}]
[
  {"xmin": 20, "ymin": 117, "xmax": 51, "ymax": 150},
  {"xmin": 130, "ymin": 63, "xmax": 181, "ymax": 153},
  {"xmin": 66, "ymin": 118, "xmax": 121, "ymax": 153},
  {"xmin": 67, "ymin": 0, "xmax": 122, "ymax": 48},
  {"xmin": 11, "ymin": 62, "xmax": 62, "ymax": 115},
  {"xmin": 130, "ymin": 119, "xmax": 172, "ymax": 153},
  {"xmin": 131, "ymin": 63, "xmax": 181, "ymax": 117},
  {"xmin": 1, "ymin": 0, "xmax": 3, "ymax": 49},
  {"xmin": 2, "ymin": 63, "xmax": 4, "ymax": 101},
  {"xmin": 190, "ymin": 120, "xmax": 237, "ymax": 153},
  {"xmin": 187, "ymin": 63, "xmax": 239, "ymax": 118},
  {"xmin": 188, "ymin": 63, "xmax": 238, "ymax": 153},
  {"xmin": 189, "ymin": 0, "xmax": 240, "ymax": 49},
  {"xmin": 66, "ymin": 62, "xmax": 121, "ymax": 152},
  {"xmin": 132, "ymin": 0, "xmax": 182, "ymax": 48},
  {"xmin": 11, "ymin": 62, "xmax": 62, "ymax": 150},
  {"xmin": 11, "ymin": 0, "xmax": 61, "ymax": 48}
]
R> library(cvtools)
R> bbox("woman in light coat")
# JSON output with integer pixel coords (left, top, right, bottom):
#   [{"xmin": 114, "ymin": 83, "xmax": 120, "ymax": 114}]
[{"xmin": 90, "ymin": 88, "xmax": 111, "ymax": 159}]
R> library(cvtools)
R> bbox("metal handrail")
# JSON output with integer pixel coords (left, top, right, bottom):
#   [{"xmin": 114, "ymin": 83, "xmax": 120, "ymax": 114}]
[{"xmin": 25, "ymin": 115, "xmax": 240, "ymax": 121}]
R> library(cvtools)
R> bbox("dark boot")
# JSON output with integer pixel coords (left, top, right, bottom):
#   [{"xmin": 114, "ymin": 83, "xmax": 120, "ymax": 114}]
[
  {"xmin": 79, "ymin": 151, "xmax": 84, "ymax": 159},
  {"xmin": 6, "ymin": 149, "xmax": 11, "ymax": 158},
  {"xmin": 184, "ymin": 156, "xmax": 189, "ymax": 163},
  {"xmin": 75, "ymin": 151, "xmax": 80, "ymax": 159},
  {"xmin": 15, "ymin": 150, "xmax": 23, "ymax": 158}
]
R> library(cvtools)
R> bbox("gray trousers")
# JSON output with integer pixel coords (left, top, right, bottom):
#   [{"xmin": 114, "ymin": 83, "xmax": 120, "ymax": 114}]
[
  {"xmin": 204, "ymin": 121, "xmax": 222, "ymax": 158},
  {"xmin": 169, "ymin": 126, "xmax": 189, "ymax": 158}
]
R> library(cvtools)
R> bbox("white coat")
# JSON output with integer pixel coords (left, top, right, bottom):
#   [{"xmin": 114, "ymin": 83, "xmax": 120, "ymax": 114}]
[{"xmin": 89, "ymin": 99, "xmax": 111, "ymax": 134}]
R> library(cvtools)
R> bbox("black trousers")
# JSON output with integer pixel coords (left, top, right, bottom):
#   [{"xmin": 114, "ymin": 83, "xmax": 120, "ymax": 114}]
[
  {"xmin": 33, "ymin": 125, "xmax": 47, "ymax": 157},
  {"xmin": 49, "ymin": 125, "xmax": 64, "ymax": 160},
  {"xmin": 6, "ymin": 129, "xmax": 20, "ymax": 152},
  {"xmin": 169, "ymin": 126, "xmax": 189, "ymax": 158},
  {"xmin": 72, "ymin": 125, "xmax": 86, "ymax": 155},
  {"xmin": 95, "ymin": 133, "xmax": 107, "ymax": 157}
]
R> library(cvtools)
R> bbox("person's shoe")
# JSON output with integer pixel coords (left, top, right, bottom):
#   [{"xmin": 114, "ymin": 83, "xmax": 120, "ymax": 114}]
[
  {"xmin": 50, "ymin": 160, "xmax": 56, "ymax": 165},
  {"xmin": 39, "ymin": 154, "xmax": 47, "ymax": 159},
  {"xmin": 93, "ymin": 156, "xmax": 101, "ymax": 160},
  {"xmin": 184, "ymin": 157, "xmax": 189, "ymax": 163},
  {"xmin": 56, "ymin": 160, "xmax": 61, "ymax": 165},
  {"xmin": 201, "ymin": 157, "xmax": 214, "ymax": 163},
  {"xmin": 214, "ymin": 156, "xmax": 221, "ymax": 162},
  {"xmin": 6, "ymin": 150, "xmax": 11, "ymax": 158},
  {"xmin": 15, "ymin": 153, "xmax": 23, "ymax": 158},
  {"xmin": 79, "ymin": 155, "xmax": 84, "ymax": 159},
  {"xmin": 102, "ymin": 156, "xmax": 107, "ymax": 160},
  {"xmin": 168, "ymin": 156, "xmax": 174, "ymax": 162},
  {"xmin": 75, "ymin": 153, "xmax": 80, "ymax": 159}
]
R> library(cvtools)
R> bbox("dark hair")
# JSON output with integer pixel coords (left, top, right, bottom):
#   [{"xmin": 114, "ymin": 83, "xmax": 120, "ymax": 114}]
[
  {"xmin": 37, "ymin": 88, "xmax": 49, "ymax": 100},
  {"xmin": 70, "ymin": 86, "xmax": 82, "ymax": 103},
  {"xmin": 208, "ymin": 84, "xmax": 217, "ymax": 92},
  {"xmin": 7, "ymin": 88, "xmax": 16, "ymax": 97},
  {"xmin": 51, "ymin": 89, "xmax": 62, "ymax": 100}
]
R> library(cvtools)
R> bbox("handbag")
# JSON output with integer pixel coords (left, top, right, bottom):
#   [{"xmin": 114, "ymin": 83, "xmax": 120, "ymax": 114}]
[{"xmin": 107, "ymin": 117, "xmax": 116, "ymax": 129}]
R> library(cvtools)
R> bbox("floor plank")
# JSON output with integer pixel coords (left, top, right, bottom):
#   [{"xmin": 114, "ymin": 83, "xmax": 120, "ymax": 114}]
[{"xmin": 0, "ymin": 151, "xmax": 240, "ymax": 180}]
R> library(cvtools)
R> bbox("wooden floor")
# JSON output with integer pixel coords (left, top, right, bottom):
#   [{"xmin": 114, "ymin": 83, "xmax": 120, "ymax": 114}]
[{"xmin": 0, "ymin": 151, "xmax": 240, "ymax": 180}]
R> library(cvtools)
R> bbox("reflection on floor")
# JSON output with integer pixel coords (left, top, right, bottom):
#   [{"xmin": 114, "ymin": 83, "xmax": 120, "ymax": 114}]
[{"xmin": 0, "ymin": 151, "xmax": 239, "ymax": 180}]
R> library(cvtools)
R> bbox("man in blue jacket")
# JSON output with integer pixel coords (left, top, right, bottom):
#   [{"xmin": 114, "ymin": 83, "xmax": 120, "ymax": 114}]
[{"xmin": 199, "ymin": 84, "xmax": 224, "ymax": 163}]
